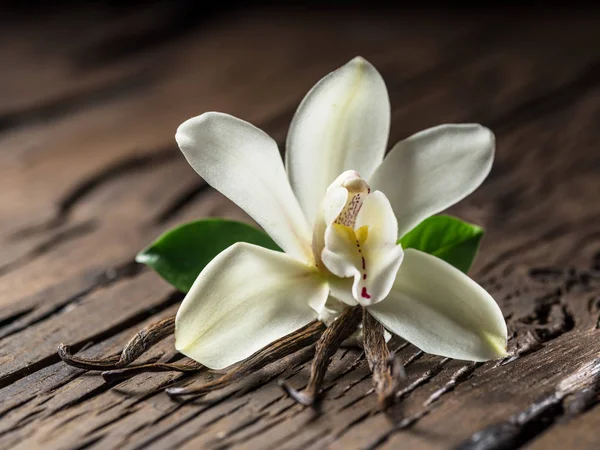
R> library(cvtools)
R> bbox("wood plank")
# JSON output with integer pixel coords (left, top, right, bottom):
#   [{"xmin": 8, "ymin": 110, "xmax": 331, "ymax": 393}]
[
  {"xmin": 1, "ymin": 7, "xmax": 599, "ymax": 450},
  {"xmin": 0, "ymin": 305, "xmax": 179, "ymax": 438},
  {"xmin": 1, "ymin": 12, "xmax": 597, "ymax": 313},
  {"xmin": 0, "ymin": 10, "xmax": 488, "ymax": 237},
  {"xmin": 6, "ymin": 12, "xmax": 598, "ymax": 238},
  {"xmin": 0, "ymin": 2, "xmax": 189, "ymax": 114},
  {"xmin": 526, "ymin": 407, "xmax": 600, "ymax": 450},
  {"xmin": 0, "ymin": 272, "xmax": 174, "ymax": 385},
  {"xmin": 0, "ymin": 10, "xmax": 499, "ymax": 361}
]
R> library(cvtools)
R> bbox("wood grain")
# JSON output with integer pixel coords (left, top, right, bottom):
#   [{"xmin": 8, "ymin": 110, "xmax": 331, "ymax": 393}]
[{"xmin": 0, "ymin": 5, "xmax": 599, "ymax": 450}]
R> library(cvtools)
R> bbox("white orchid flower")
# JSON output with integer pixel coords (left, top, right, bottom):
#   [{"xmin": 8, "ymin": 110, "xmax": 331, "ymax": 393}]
[{"xmin": 174, "ymin": 56, "xmax": 507, "ymax": 370}]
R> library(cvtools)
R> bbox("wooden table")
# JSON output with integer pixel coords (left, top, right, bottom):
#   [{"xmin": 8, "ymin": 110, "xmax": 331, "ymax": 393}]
[{"xmin": 1, "ymin": 4, "xmax": 599, "ymax": 449}]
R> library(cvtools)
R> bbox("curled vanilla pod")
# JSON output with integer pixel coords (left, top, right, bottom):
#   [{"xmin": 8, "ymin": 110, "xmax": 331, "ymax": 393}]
[
  {"xmin": 58, "ymin": 315, "xmax": 176, "ymax": 371},
  {"xmin": 280, "ymin": 306, "xmax": 362, "ymax": 407},
  {"xmin": 167, "ymin": 320, "xmax": 326, "ymax": 397},
  {"xmin": 101, "ymin": 359, "xmax": 203, "ymax": 382},
  {"xmin": 362, "ymin": 309, "xmax": 405, "ymax": 409}
]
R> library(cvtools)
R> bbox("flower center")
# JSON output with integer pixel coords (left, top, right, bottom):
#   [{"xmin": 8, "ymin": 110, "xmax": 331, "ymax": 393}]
[
  {"xmin": 331, "ymin": 176, "xmax": 372, "ymax": 295},
  {"xmin": 334, "ymin": 177, "xmax": 370, "ymax": 228},
  {"xmin": 317, "ymin": 170, "xmax": 404, "ymax": 307}
]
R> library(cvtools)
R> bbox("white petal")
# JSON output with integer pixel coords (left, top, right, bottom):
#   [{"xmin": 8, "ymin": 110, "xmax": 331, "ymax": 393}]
[
  {"xmin": 367, "ymin": 249, "xmax": 507, "ymax": 361},
  {"xmin": 323, "ymin": 185, "xmax": 351, "ymax": 226},
  {"xmin": 355, "ymin": 191, "xmax": 399, "ymax": 250},
  {"xmin": 316, "ymin": 296, "xmax": 347, "ymax": 326},
  {"xmin": 175, "ymin": 242, "xmax": 328, "ymax": 369},
  {"xmin": 321, "ymin": 191, "xmax": 404, "ymax": 307},
  {"xmin": 353, "ymin": 191, "xmax": 404, "ymax": 306},
  {"xmin": 176, "ymin": 112, "xmax": 313, "ymax": 262},
  {"xmin": 321, "ymin": 224, "xmax": 361, "ymax": 279},
  {"xmin": 328, "ymin": 275, "xmax": 358, "ymax": 307},
  {"xmin": 368, "ymin": 124, "xmax": 495, "ymax": 238},
  {"xmin": 286, "ymin": 57, "xmax": 390, "ymax": 226}
]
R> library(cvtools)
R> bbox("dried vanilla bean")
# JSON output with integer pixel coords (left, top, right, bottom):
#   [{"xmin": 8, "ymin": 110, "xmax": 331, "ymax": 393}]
[
  {"xmin": 58, "ymin": 315, "xmax": 175, "ymax": 371},
  {"xmin": 280, "ymin": 305, "xmax": 362, "ymax": 406},
  {"xmin": 102, "ymin": 359, "xmax": 204, "ymax": 382},
  {"xmin": 166, "ymin": 320, "xmax": 326, "ymax": 397},
  {"xmin": 362, "ymin": 309, "xmax": 405, "ymax": 409}
]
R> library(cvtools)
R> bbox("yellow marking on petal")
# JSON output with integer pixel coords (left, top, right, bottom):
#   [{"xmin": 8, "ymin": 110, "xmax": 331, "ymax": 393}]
[
  {"xmin": 480, "ymin": 331, "xmax": 508, "ymax": 359},
  {"xmin": 332, "ymin": 223, "xmax": 356, "ymax": 242},
  {"xmin": 355, "ymin": 226, "xmax": 369, "ymax": 246}
]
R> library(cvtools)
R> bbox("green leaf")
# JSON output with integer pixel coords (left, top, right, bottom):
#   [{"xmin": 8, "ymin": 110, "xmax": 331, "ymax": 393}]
[
  {"xmin": 136, "ymin": 219, "xmax": 281, "ymax": 293},
  {"xmin": 398, "ymin": 215, "xmax": 484, "ymax": 273}
]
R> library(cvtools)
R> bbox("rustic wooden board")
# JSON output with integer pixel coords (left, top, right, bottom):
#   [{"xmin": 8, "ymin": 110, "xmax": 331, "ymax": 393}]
[{"xmin": 1, "ymin": 5, "xmax": 599, "ymax": 450}]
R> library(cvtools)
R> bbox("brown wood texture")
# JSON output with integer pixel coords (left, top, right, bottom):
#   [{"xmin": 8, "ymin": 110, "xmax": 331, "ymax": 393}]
[{"xmin": 1, "ymin": 4, "xmax": 599, "ymax": 449}]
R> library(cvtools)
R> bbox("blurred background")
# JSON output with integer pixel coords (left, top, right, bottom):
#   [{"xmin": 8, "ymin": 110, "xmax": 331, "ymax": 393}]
[
  {"xmin": 2, "ymin": 0, "xmax": 597, "ymax": 232},
  {"xmin": 2, "ymin": 0, "xmax": 599, "ymax": 294}
]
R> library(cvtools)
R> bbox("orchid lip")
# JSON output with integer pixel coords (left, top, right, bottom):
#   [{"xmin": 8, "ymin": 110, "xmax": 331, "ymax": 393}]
[{"xmin": 317, "ymin": 171, "xmax": 403, "ymax": 307}]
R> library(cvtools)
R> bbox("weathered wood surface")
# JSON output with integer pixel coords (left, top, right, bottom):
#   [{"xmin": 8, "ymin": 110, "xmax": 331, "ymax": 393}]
[{"xmin": 1, "ymin": 4, "xmax": 599, "ymax": 449}]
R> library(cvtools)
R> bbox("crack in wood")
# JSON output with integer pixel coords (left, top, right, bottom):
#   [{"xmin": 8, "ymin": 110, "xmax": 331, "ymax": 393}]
[
  {"xmin": 0, "ymin": 68, "xmax": 158, "ymax": 134},
  {"xmin": 0, "ymin": 396, "xmax": 36, "ymax": 420},
  {"xmin": 0, "ymin": 220, "xmax": 97, "ymax": 277},
  {"xmin": 500, "ymin": 262, "xmax": 595, "ymax": 366},
  {"xmin": 0, "ymin": 260, "xmax": 143, "ymax": 340},
  {"xmin": 424, "ymin": 363, "xmax": 481, "ymax": 407},
  {"xmin": 211, "ymin": 413, "xmax": 269, "ymax": 450},
  {"xmin": 70, "ymin": 434, "xmax": 106, "ymax": 450},
  {"xmin": 290, "ymin": 428, "xmax": 333, "ymax": 450},
  {"xmin": 396, "ymin": 358, "xmax": 451, "ymax": 402},
  {"xmin": 153, "ymin": 181, "xmax": 213, "ymax": 225},
  {"xmin": 173, "ymin": 402, "xmax": 256, "ymax": 450},
  {"xmin": 55, "ymin": 379, "xmax": 132, "ymax": 414},
  {"xmin": 216, "ymin": 408, "xmax": 296, "ymax": 449},
  {"xmin": 0, "ymin": 290, "xmax": 181, "ymax": 389},
  {"xmin": 0, "ymin": 308, "xmax": 34, "ymax": 330},
  {"xmin": 327, "ymin": 409, "xmax": 374, "ymax": 446},
  {"xmin": 84, "ymin": 407, "xmax": 141, "ymax": 437},
  {"xmin": 457, "ymin": 358, "xmax": 600, "ymax": 450},
  {"xmin": 8, "ymin": 409, "xmax": 45, "ymax": 432},
  {"xmin": 129, "ymin": 393, "xmax": 250, "ymax": 450},
  {"xmin": 10, "ymin": 148, "xmax": 178, "ymax": 240},
  {"xmin": 0, "ymin": 353, "xmax": 64, "ymax": 393}
]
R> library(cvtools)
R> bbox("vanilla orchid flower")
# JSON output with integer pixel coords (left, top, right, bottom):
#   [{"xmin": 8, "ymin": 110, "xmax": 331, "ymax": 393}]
[{"xmin": 174, "ymin": 56, "xmax": 507, "ymax": 370}]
